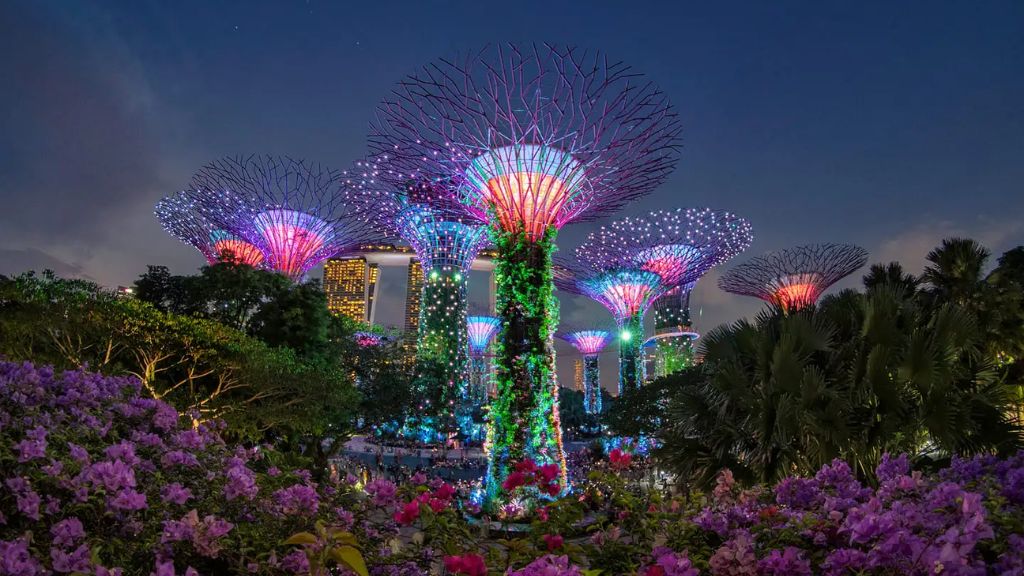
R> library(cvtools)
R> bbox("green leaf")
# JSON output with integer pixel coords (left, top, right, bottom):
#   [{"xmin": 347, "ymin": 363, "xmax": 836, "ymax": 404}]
[
  {"xmin": 282, "ymin": 532, "xmax": 318, "ymax": 546},
  {"xmin": 330, "ymin": 545, "xmax": 369, "ymax": 576}
]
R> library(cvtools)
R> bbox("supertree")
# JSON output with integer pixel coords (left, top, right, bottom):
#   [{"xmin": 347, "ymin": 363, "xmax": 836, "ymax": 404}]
[
  {"xmin": 718, "ymin": 243, "xmax": 869, "ymax": 312},
  {"xmin": 467, "ymin": 315, "xmax": 502, "ymax": 404},
  {"xmin": 609, "ymin": 208, "xmax": 753, "ymax": 376},
  {"xmin": 345, "ymin": 163, "xmax": 492, "ymax": 433},
  {"xmin": 555, "ymin": 263, "xmax": 668, "ymax": 396},
  {"xmin": 186, "ymin": 155, "xmax": 372, "ymax": 281},
  {"xmin": 155, "ymin": 191, "xmax": 265, "ymax": 267},
  {"xmin": 558, "ymin": 330, "xmax": 612, "ymax": 414},
  {"xmin": 369, "ymin": 44, "xmax": 680, "ymax": 510}
]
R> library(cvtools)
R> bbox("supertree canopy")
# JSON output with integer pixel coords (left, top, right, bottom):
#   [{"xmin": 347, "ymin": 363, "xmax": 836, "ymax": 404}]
[
  {"xmin": 345, "ymin": 162, "xmax": 492, "ymax": 434},
  {"xmin": 466, "ymin": 315, "xmax": 502, "ymax": 404},
  {"xmin": 718, "ymin": 243, "xmax": 869, "ymax": 311},
  {"xmin": 559, "ymin": 330, "xmax": 612, "ymax": 415},
  {"xmin": 609, "ymin": 208, "xmax": 753, "ymax": 376},
  {"xmin": 155, "ymin": 191, "xmax": 265, "ymax": 267},
  {"xmin": 369, "ymin": 44, "xmax": 681, "ymax": 512},
  {"xmin": 186, "ymin": 155, "xmax": 372, "ymax": 280}
]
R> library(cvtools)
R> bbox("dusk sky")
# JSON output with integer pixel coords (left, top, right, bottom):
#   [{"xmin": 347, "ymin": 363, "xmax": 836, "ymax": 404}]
[{"xmin": 2, "ymin": 1, "xmax": 1022, "ymax": 390}]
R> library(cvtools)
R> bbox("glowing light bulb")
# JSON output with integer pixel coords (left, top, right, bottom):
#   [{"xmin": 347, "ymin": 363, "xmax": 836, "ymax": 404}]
[{"xmin": 620, "ymin": 330, "xmax": 632, "ymax": 342}]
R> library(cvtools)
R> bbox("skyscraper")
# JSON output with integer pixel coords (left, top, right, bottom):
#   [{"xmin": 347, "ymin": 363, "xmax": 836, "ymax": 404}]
[
  {"xmin": 573, "ymin": 359, "xmax": 584, "ymax": 392},
  {"xmin": 404, "ymin": 259, "xmax": 423, "ymax": 347},
  {"xmin": 324, "ymin": 257, "xmax": 369, "ymax": 322}
]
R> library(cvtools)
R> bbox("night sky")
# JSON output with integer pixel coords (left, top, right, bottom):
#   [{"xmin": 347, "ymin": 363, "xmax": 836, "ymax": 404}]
[{"xmin": 2, "ymin": 1, "xmax": 1022, "ymax": 391}]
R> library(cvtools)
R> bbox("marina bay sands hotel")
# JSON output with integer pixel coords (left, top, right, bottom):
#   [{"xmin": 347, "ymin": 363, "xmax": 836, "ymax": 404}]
[{"xmin": 321, "ymin": 244, "xmax": 497, "ymax": 340}]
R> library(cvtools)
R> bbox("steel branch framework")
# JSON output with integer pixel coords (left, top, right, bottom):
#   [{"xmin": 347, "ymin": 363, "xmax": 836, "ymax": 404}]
[
  {"xmin": 598, "ymin": 208, "xmax": 753, "ymax": 375},
  {"xmin": 185, "ymin": 155, "xmax": 373, "ymax": 280},
  {"xmin": 155, "ymin": 191, "xmax": 265, "ymax": 267},
  {"xmin": 718, "ymin": 243, "xmax": 869, "ymax": 311},
  {"xmin": 368, "ymin": 43, "xmax": 682, "ymax": 238},
  {"xmin": 368, "ymin": 44, "xmax": 681, "ymax": 513}
]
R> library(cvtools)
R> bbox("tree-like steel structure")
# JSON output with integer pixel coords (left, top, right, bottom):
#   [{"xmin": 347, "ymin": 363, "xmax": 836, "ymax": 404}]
[
  {"xmin": 353, "ymin": 331, "xmax": 386, "ymax": 347},
  {"xmin": 556, "ymin": 262, "xmax": 668, "ymax": 395},
  {"xmin": 609, "ymin": 208, "xmax": 753, "ymax": 376},
  {"xmin": 369, "ymin": 43, "xmax": 680, "ymax": 511},
  {"xmin": 466, "ymin": 315, "xmax": 502, "ymax": 404},
  {"xmin": 155, "ymin": 191, "xmax": 265, "ymax": 267},
  {"xmin": 186, "ymin": 155, "xmax": 372, "ymax": 281},
  {"xmin": 346, "ymin": 162, "xmax": 491, "ymax": 433},
  {"xmin": 718, "ymin": 243, "xmax": 869, "ymax": 311},
  {"xmin": 559, "ymin": 330, "xmax": 612, "ymax": 415}
]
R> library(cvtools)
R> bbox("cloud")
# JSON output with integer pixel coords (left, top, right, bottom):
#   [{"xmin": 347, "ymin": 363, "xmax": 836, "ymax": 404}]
[
  {"xmin": 871, "ymin": 217, "xmax": 1023, "ymax": 275},
  {"xmin": 0, "ymin": 3, "xmax": 175, "ymax": 263},
  {"xmin": 0, "ymin": 248, "xmax": 91, "ymax": 280}
]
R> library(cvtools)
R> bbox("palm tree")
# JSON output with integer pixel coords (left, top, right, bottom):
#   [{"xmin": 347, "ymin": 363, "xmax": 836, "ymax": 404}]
[
  {"xmin": 658, "ymin": 277, "xmax": 1021, "ymax": 488},
  {"xmin": 921, "ymin": 237, "xmax": 990, "ymax": 305}
]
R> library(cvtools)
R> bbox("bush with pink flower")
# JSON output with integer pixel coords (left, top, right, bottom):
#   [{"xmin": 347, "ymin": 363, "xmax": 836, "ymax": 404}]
[{"xmin": 3, "ymin": 359, "xmax": 1023, "ymax": 575}]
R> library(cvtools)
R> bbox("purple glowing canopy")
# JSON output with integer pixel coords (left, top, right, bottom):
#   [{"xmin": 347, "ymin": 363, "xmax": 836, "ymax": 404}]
[
  {"xmin": 559, "ymin": 330, "xmax": 613, "ymax": 356},
  {"xmin": 592, "ymin": 208, "xmax": 754, "ymax": 288},
  {"xmin": 185, "ymin": 155, "xmax": 373, "ymax": 280},
  {"xmin": 368, "ymin": 43, "xmax": 681, "ymax": 236}
]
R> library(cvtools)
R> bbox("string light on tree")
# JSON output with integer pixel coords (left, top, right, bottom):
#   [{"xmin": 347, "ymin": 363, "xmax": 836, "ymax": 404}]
[
  {"xmin": 368, "ymin": 43, "xmax": 681, "ymax": 512},
  {"xmin": 608, "ymin": 208, "xmax": 753, "ymax": 376},
  {"xmin": 718, "ymin": 243, "xmax": 868, "ymax": 312},
  {"xmin": 344, "ymin": 163, "xmax": 490, "ymax": 435},
  {"xmin": 155, "ymin": 191, "xmax": 264, "ymax": 267}
]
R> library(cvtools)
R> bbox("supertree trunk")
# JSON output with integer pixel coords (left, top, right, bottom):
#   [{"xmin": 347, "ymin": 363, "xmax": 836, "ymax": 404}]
[
  {"xmin": 654, "ymin": 286, "xmax": 695, "ymax": 376},
  {"xmin": 618, "ymin": 312, "xmax": 644, "ymax": 395},
  {"xmin": 485, "ymin": 227, "xmax": 567, "ymax": 511},
  {"xmin": 469, "ymin": 355, "xmax": 488, "ymax": 405},
  {"xmin": 416, "ymin": 269, "xmax": 469, "ymax": 434},
  {"xmin": 583, "ymin": 355, "xmax": 602, "ymax": 414}
]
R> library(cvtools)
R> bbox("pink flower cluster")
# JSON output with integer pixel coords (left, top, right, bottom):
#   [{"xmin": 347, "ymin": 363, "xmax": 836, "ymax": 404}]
[{"xmin": 501, "ymin": 459, "xmax": 561, "ymax": 496}]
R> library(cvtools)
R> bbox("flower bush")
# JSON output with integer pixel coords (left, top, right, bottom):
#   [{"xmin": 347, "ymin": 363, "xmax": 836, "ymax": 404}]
[
  {"xmin": 2, "ymin": 360, "xmax": 1023, "ymax": 575},
  {"xmin": 0, "ymin": 361, "xmax": 365, "ymax": 575}
]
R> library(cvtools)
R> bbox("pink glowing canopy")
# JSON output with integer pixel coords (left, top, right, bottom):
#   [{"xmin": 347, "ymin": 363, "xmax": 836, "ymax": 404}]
[
  {"xmin": 463, "ymin": 144, "xmax": 587, "ymax": 241},
  {"xmin": 577, "ymin": 270, "xmax": 666, "ymax": 323},
  {"xmin": 253, "ymin": 209, "xmax": 331, "ymax": 280},
  {"xmin": 562, "ymin": 330, "xmax": 613, "ymax": 356}
]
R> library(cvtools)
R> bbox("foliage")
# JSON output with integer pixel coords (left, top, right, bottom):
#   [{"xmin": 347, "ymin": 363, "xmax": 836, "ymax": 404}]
[
  {"xmin": 658, "ymin": 238, "xmax": 1024, "ymax": 488},
  {"xmin": 134, "ymin": 262, "xmax": 291, "ymax": 332},
  {"xmin": 3, "ymin": 360, "xmax": 1024, "ymax": 575},
  {"xmin": 486, "ymin": 226, "xmax": 566, "ymax": 512},
  {"xmin": 0, "ymin": 271, "xmax": 359, "ymax": 453},
  {"xmin": 0, "ymin": 360, "xmax": 366, "ymax": 575},
  {"xmin": 604, "ymin": 373, "xmax": 685, "ymax": 439}
]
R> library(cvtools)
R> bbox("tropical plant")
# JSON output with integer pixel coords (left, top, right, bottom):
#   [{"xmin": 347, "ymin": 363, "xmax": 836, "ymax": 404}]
[{"xmin": 659, "ymin": 277, "xmax": 1021, "ymax": 487}]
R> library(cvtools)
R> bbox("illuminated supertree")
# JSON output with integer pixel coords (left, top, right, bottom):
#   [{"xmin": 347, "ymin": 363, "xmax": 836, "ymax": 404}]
[
  {"xmin": 467, "ymin": 316, "xmax": 502, "ymax": 404},
  {"xmin": 155, "ymin": 191, "xmax": 265, "ymax": 267},
  {"xmin": 718, "ymin": 243, "xmax": 869, "ymax": 311},
  {"xmin": 345, "ymin": 164, "xmax": 491, "ymax": 433},
  {"xmin": 186, "ymin": 155, "xmax": 372, "ymax": 280},
  {"xmin": 369, "ymin": 44, "xmax": 680, "ymax": 510},
  {"xmin": 559, "ymin": 330, "xmax": 612, "ymax": 414},
  {"xmin": 609, "ymin": 208, "xmax": 753, "ymax": 376},
  {"xmin": 556, "ymin": 263, "xmax": 667, "ymax": 396}
]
